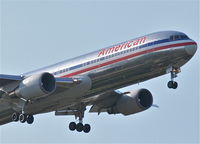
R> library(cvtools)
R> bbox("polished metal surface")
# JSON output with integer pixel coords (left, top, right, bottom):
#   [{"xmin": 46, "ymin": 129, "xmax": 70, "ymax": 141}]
[{"xmin": 0, "ymin": 31, "xmax": 197, "ymax": 125}]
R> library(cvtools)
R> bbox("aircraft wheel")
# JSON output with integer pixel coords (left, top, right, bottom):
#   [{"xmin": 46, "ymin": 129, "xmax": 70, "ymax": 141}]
[
  {"xmin": 83, "ymin": 124, "xmax": 91, "ymax": 133},
  {"xmin": 11, "ymin": 112, "xmax": 19, "ymax": 122},
  {"xmin": 19, "ymin": 114, "xmax": 27, "ymax": 123},
  {"xmin": 76, "ymin": 123, "xmax": 83, "ymax": 132},
  {"xmin": 69, "ymin": 122, "xmax": 76, "ymax": 131},
  {"xmin": 26, "ymin": 115, "xmax": 34, "ymax": 124},
  {"xmin": 172, "ymin": 81, "xmax": 178, "ymax": 89},
  {"xmin": 167, "ymin": 81, "xmax": 174, "ymax": 89}
]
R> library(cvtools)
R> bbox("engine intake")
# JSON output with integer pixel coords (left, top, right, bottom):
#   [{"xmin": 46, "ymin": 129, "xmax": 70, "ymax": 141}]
[
  {"xmin": 108, "ymin": 89, "xmax": 153, "ymax": 115},
  {"xmin": 137, "ymin": 89, "xmax": 153, "ymax": 108},
  {"xmin": 40, "ymin": 73, "xmax": 55, "ymax": 93},
  {"xmin": 15, "ymin": 72, "xmax": 56, "ymax": 100}
]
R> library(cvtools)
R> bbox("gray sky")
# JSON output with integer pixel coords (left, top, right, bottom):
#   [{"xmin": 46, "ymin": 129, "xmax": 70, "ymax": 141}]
[{"xmin": 0, "ymin": 0, "xmax": 199, "ymax": 143}]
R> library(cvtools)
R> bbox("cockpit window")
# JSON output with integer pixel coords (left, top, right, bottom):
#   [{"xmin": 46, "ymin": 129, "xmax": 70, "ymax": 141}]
[
  {"xmin": 175, "ymin": 35, "xmax": 180, "ymax": 39},
  {"xmin": 180, "ymin": 35, "xmax": 188, "ymax": 39},
  {"xmin": 170, "ymin": 36, "xmax": 174, "ymax": 41},
  {"xmin": 169, "ymin": 34, "xmax": 188, "ymax": 41}
]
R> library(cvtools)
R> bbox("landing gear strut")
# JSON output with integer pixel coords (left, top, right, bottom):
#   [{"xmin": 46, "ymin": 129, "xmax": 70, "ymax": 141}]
[
  {"xmin": 68, "ymin": 105, "xmax": 91, "ymax": 133},
  {"xmin": 167, "ymin": 67, "xmax": 180, "ymax": 89}
]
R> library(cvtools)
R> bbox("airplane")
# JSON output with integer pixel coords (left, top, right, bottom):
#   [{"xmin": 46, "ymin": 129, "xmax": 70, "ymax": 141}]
[{"xmin": 0, "ymin": 31, "xmax": 197, "ymax": 133}]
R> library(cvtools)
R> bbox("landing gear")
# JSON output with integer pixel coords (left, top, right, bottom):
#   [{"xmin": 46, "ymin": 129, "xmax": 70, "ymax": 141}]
[
  {"xmin": 19, "ymin": 114, "xmax": 27, "ymax": 123},
  {"xmin": 11, "ymin": 112, "xmax": 34, "ymax": 124},
  {"xmin": 69, "ymin": 122, "xmax": 76, "ymax": 131},
  {"xmin": 11, "ymin": 112, "xmax": 19, "ymax": 122},
  {"xmin": 167, "ymin": 67, "xmax": 180, "ymax": 89},
  {"xmin": 83, "ymin": 124, "xmax": 91, "ymax": 133},
  {"xmin": 76, "ymin": 123, "xmax": 84, "ymax": 132},
  {"xmin": 69, "ymin": 122, "xmax": 91, "ymax": 133},
  {"xmin": 26, "ymin": 115, "xmax": 34, "ymax": 124},
  {"xmin": 167, "ymin": 81, "xmax": 178, "ymax": 89},
  {"xmin": 68, "ymin": 104, "xmax": 91, "ymax": 133},
  {"xmin": 11, "ymin": 98, "xmax": 35, "ymax": 124}
]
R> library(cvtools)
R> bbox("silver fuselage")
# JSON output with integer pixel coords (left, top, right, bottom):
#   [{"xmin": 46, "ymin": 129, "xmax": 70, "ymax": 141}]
[{"xmin": 0, "ymin": 31, "xmax": 197, "ymax": 124}]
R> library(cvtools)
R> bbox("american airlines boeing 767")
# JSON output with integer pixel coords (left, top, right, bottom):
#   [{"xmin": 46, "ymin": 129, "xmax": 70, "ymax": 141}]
[{"xmin": 0, "ymin": 31, "xmax": 197, "ymax": 133}]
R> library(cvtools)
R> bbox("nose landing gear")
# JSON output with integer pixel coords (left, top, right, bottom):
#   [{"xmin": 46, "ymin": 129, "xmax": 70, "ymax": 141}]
[
  {"xmin": 167, "ymin": 67, "xmax": 180, "ymax": 89},
  {"xmin": 167, "ymin": 81, "xmax": 178, "ymax": 89}
]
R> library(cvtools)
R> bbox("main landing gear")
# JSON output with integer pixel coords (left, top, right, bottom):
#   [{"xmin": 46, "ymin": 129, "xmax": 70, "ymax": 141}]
[
  {"xmin": 11, "ymin": 99, "xmax": 34, "ymax": 124},
  {"xmin": 68, "ymin": 105, "xmax": 91, "ymax": 133},
  {"xmin": 69, "ymin": 122, "xmax": 91, "ymax": 133},
  {"xmin": 11, "ymin": 112, "xmax": 34, "ymax": 124},
  {"xmin": 167, "ymin": 67, "xmax": 180, "ymax": 89}
]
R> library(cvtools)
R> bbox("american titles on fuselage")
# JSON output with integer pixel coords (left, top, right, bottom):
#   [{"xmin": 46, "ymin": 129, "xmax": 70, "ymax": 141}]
[
  {"xmin": 52, "ymin": 33, "xmax": 190, "ymax": 77},
  {"xmin": 98, "ymin": 37, "xmax": 147, "ymax": 57}
]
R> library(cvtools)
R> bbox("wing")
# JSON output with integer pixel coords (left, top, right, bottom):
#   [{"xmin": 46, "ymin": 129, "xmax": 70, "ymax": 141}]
[
  {"xmin": 0, "ymin": 74, "xmax": 23, "ymax": 125},
  {"xmin": 0, "ymin": 74, "xmax": 23, "ymax": 87},
  {"xmin": 88, "ymin": 91, "xmax": 122, "ymax": 114},
  {"xmin": 0, "ymin": 74, "xmax": 81, "ymax": 88},
  {"xmin": 0, "ymin": 102, "xmax": 14, "ymax": 125},
  {"xmin": 0, "ymin": 74, "xmax": 83, "ymax": 126},
  {"xmin": 55, "ymin": 90, "xmax": 122, "ymax": 115}
]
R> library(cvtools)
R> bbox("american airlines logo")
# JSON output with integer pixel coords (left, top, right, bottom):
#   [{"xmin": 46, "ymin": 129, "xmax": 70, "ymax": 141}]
[{"xmin": 98, "ymin": 37, "xmax": 147, "ymax": 57}]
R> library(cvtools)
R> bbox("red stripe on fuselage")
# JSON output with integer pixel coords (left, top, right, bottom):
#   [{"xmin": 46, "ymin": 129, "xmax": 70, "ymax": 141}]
[{"xmin": 62, "ymin": 42, "xmax": 196, "ymax": 78}]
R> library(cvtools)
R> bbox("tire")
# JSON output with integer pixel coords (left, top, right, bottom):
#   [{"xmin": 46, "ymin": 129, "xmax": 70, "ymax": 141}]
[
  {"xmin": 11, "ymin": 112, "xmax": 19, "ymax": 122},
  {"xmin": 76, "ymin": 123, "xmax": 83, "ymax": 132},
  {"xmin": 26, "ymin": 115, "xmax": 34, "ymax": 124},
  {"xmin": 173, "ymin": 81, "xmax": 178, "ymax": 89},
  {"xmin": 167, "ymin": 81, "xmax": 173, "ymax": 88},
  {"xmin": 69, "ymin": 122, "xmax": 76, "ymax": 131},
  {"xmin": 19, "ymin": 114, "xmax": 27, "ymax": 123},
  {"xmin": 83, "ymin": 124, "xmax": 91, "ymax": 133}
]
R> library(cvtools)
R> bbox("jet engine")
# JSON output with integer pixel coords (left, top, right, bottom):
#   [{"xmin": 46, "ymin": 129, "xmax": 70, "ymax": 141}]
[
  {"xmin": 15, "ymin": 72, "xmax": 56, "ymax": 100},
  {"xmin": 108, "ymin": 89, "xmax": 153, "ymax": 115}
]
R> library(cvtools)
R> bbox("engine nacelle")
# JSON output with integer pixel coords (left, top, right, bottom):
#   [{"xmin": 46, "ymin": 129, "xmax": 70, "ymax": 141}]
[
  {"xmin": 108, "ymin": 89, "xmax": 153, "ymax": 115},
  {"xmin": 15, "ymin": 72, "xmax": 56, "ymax": 100}
]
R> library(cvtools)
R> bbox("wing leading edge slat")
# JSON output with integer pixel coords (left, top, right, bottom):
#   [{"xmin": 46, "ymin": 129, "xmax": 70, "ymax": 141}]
[{"xmin": 0, "ymin": 74, "xmax": 23, "ymax": 87}]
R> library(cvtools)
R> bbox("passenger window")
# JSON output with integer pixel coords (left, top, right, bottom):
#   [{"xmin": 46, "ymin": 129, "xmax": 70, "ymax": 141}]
[{"xmin": 100, "ymin": 57, "xmax": 105, "ymax": 61}]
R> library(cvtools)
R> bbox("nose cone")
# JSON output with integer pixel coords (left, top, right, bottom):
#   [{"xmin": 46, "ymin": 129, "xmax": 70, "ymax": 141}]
[{"xmin": 185, "ymin": 42, "xmax": 197, "ymax": 56}]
